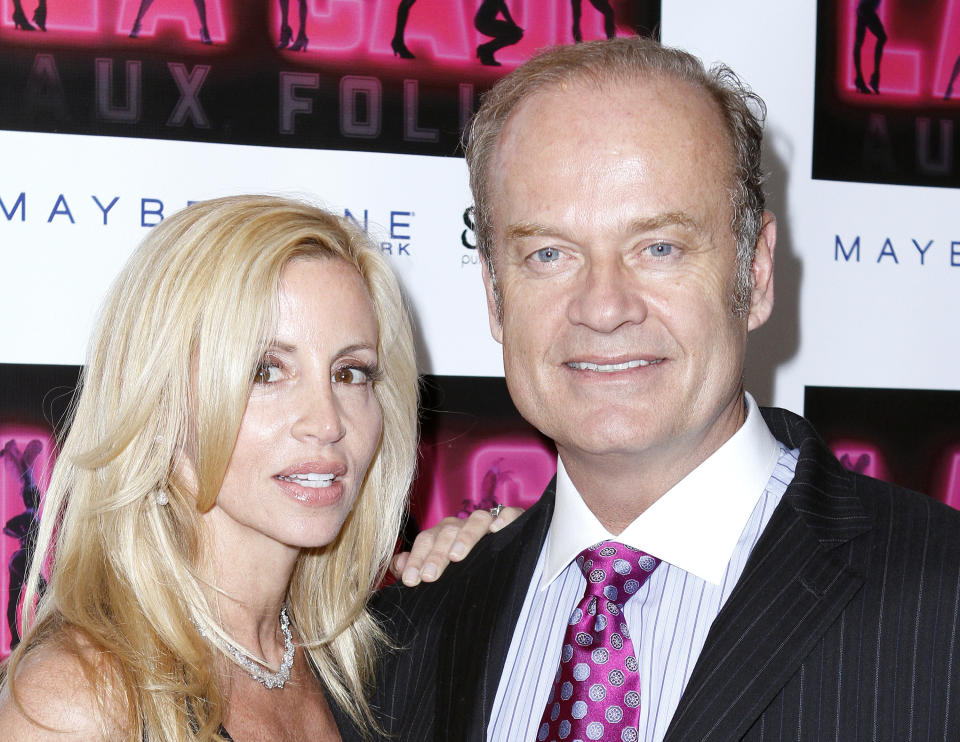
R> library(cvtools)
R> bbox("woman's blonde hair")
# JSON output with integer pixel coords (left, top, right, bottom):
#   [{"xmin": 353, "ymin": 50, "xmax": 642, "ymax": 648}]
[{"xmin": 3, "ymin": 195, "xmax": 418, "ymax": 740}]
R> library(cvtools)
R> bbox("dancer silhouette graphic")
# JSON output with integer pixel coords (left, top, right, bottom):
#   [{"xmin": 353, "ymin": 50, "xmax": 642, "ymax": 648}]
[
  {"xmin": 10, "ymin": 0, "xmax": 46, "ymax": 31},
  {"xmin": 853, "ymin": 0, "xmax": 887, "ymax": 93},
  {"xmin": 129, "ymin": 0, "xmax": 212, "ymax": 44},
  {"xmin": 475, "ymin": 0, "xmax": 522, "ymax": 67},
  {"xmin": 945, "ymin": 53, "xmax": 960, "ymax": 100},
  {"xmin": 391, "ymin": 0, "xmax": 417, "ymax": 59},
  {"xmin": 571, "ymin": 0, "xmax": 615, "ymax": 43},
  {"xmin": 277, "ymin": 0, "xmax": 308, "ymax": 51},
  {"xmin": 2, "ymin": 440, "xmax": 46, "ymax": 649}
]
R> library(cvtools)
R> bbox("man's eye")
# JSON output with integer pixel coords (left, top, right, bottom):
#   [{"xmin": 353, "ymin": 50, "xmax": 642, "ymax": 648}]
[
  {"xmin": 332, "ymin": 366, "xmax": 369, "ymax": 385},
  {"xmin": 648, "ymin": 242, "xmax": 674, "ymax": 257},
  {"xmin": 533, "ymin": 247, "xmax": 561, "ymax": 263},
  {"xmin": 253, "ymin": 362, "xmax": 282, "ymax": 384}
]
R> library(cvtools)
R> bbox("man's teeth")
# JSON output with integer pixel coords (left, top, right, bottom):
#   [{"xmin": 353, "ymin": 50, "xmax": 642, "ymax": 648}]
[
  {"xmin": 568, "ymin": 359, "xmax": 661, "ymax": 372},
  {"xmin": 278, "ymin": 473, "xmax": 336, "ymax": 488}
]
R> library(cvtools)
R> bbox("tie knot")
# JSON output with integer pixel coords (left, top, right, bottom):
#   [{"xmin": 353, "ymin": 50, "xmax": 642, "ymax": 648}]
[{"xmin": 575, "ymin": 541, "xmax": 660, "ymax": 603}]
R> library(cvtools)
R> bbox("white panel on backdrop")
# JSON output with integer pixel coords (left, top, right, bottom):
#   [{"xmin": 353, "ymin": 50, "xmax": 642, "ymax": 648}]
[
  {"xmin": 2, "ymin": 1, "xmax": 957, "ymax": 408},
  {"xmin": 663, "ymin": 2, "xmax": 959, "ymax": 414},
  {"xmin": 0, "ymin": 131, "xmax": 503, "ymax": 376}
]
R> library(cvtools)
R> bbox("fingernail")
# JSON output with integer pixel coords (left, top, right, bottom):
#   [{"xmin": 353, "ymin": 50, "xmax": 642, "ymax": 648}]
[
  {"xmin": 490, "ymin": 517, "xmax": 505, "ymax": 532},
  {"xmin": 402, "ymin": 568, "xmax": 420, "ymax": 586},
  {"xmin": 422, "ymin": 564, "xmax": 438, "ymax": 581},
  {"xmin": 450, "ymin": 542, "xmax": 467, "ymax": 560}
]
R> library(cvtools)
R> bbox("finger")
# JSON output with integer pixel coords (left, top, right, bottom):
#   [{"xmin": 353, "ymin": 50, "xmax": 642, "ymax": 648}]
[
  {"xmin": 446, "ymin": 509, "xmax": 497, "ymax": 562},
  {"xmin": 401, "ymin": 517, "xmax": 459, "ymax": 586},
  {"xmin": 490, "ymin": 505, "xmax": 524, "ymax": 532},
  {"xmin": 390, "ymin": 551, "xmax": 409, "ymax": 579},
  {"xmin": 415, "ymin": 517, "xmax": 469, "ymax": 582}
]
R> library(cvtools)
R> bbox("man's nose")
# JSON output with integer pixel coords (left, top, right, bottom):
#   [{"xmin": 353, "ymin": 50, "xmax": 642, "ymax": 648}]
[{"xmin": 566, "ymin": 257, "xmax": 648, "ymax": 333}]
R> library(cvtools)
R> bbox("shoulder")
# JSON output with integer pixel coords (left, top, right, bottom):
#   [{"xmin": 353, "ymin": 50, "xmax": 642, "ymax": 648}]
[
  {"xmin": 0, "ymin": 637, "xmax": 124, "ymax": 741},
  {"xmin": 763, "ymin": 405, "xmax": 960, "ymax": 523},
  {"xmin": 853, "ymin": 469, "xmax": 960, "ymax": 543}
]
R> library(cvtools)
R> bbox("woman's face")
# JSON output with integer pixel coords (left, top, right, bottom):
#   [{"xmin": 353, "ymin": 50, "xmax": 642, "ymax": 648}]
[{"xmin": 206, "ymin": 257, "xmax": 383, "ymax": 554}]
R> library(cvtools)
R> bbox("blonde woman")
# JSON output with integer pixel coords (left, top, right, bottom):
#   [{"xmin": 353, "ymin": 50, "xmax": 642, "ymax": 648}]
[{"xmin": 0, "ymin": 196, "xmax": 512, "ymax": 741}]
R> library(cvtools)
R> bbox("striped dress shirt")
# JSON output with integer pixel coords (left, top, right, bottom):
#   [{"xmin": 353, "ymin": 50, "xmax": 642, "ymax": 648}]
[{"xmin": 488, "ymin": 394, "xmax": 799, "ymax": 742}]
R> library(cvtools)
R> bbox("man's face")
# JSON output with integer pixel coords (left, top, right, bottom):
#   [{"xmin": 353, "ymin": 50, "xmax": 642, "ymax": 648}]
[{"xmin": 483, "ymin": 76, "xmax": 774, "ymax": 478}]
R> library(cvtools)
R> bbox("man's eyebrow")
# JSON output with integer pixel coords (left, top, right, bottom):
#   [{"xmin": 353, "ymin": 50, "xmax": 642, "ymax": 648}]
[
  {"xmin": 503, "ymin": 212, "xmax": 704, "ymax": 243},
  {"xmin": 504, "ymin": 222, "xmax": 556, "ymax": 241},
  {"xmin": 625, "ymin": 211, "xmax": 702, "ymax": 234}
]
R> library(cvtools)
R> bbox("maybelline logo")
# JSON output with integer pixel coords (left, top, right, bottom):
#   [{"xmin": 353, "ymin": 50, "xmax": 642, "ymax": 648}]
[
  {"xmin": 834, "ymin": 234, "xmax": 960, "ymax": 267},
  {"xmin": 0, "ymin": 192, "xmax": 414, "ymax": 257}
]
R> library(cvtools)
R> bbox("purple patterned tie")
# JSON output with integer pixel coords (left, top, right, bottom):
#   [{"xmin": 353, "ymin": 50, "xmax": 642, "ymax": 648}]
[{"xmin": 537, "ymin": 541, "xmax": 661, "ymax": 742}]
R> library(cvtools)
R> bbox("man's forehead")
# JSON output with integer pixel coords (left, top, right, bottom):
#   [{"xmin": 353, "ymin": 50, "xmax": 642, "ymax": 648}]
[
  {"xmin": 492, "ymin": 73, "xmax": 731, "ymax": 179},
  {"xmin": 482, "ymin": 72, "xmax": 738, "ymax": 258}
]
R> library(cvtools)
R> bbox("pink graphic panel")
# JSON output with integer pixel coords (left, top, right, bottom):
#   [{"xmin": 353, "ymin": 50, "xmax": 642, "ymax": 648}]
[
  {"xmin": 837, "ymin": 0, "xmax": 960, "ymax": 103},
  {"xmin": 416, "ymin": 437, "xmax": 556, "ymax": 529},
  {"xmin": 269, "ymin": 0, "xmax": 636, "ymax": 68},
  {"xmin": 1, "ymin": 0, "xmax": 227, "ymax": 42},
  {"xmin": 415, "ymin": 433, "xmax": 556, "ymax": 530},
  {"xmin": 1, "ymin": 0, "xmax": 99, "ymax": 33}
]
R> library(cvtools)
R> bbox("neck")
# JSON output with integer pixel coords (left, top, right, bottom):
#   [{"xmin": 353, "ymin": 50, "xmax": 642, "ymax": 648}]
[
  {"xmin": 211, "ymin": 590, "xmax": 291, "ymax": 666},
  {"xmin": 559, "ymin": 393, "xmax": 749, "ymax": 534},
  {"xmin": 201, "ymin": 510, "xmax": 299, "ymax": 663}
]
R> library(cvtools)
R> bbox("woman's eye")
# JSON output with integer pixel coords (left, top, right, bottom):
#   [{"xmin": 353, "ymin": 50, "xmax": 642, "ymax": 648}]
[
  {"xmin": 253, "ymin": 361, "xmax": 282, "ymax": 384},
  {"xmin": 533, "ymin": 247, "xmax": 561, "ymax": 263},
  {"xmin": 332, "ymin": 366, "xmax": 369, "ymax": 385},
  {"xmin": 648, "ymin": 242, "xmax": 674, "ymax": 257}
]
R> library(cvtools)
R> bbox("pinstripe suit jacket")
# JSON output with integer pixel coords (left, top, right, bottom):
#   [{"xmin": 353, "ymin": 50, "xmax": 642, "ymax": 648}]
[{"xmin": 371, "ymin": 407, "xmax": 960, "ymax": 741}]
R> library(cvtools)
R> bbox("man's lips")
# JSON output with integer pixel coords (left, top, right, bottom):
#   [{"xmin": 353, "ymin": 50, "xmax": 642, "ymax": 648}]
[{"xmin": 565, "ymin": 358, "xmax": 664, "ymax": 372}]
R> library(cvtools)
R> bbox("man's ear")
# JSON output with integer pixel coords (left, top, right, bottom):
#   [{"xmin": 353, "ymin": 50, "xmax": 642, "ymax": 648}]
[
  {"xmin": 480, "ymin": 257, "xmax": 503, "ymax": 344},
  {"xmin": 747, "ymin": 210, "xmax": 776, "ymax": 332}
]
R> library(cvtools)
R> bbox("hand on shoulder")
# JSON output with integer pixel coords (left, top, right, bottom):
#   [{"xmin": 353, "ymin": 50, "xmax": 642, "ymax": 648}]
[{"xmin": 390, "ymin": 506, "xmax": 524, "ymax": 586}]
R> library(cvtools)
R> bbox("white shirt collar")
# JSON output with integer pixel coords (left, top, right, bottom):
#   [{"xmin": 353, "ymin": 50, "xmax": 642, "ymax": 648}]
[{"xmin": 543, "ymin": 392, "xmax": 781, "ymax": 587}]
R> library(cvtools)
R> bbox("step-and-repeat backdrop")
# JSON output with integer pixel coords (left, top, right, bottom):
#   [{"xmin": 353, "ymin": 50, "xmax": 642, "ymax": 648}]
[{"xmin": 1, "ymin": 0, "xmax": 957, "ymax": 651}]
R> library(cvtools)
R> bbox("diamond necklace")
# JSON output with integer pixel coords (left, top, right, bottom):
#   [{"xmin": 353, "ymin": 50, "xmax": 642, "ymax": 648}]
[{"xmin": 197, "ymin": 606, "xmax": 295, "ymax": 689}]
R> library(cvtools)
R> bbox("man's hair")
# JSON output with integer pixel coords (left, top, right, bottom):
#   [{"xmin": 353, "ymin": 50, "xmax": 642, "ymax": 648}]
[
  {"xmin": 7, "ymin": 196, "xmax": 418, "ymax": 741},
  {"xmin": 465, "ymin": 36, "xmax": 767, "ymax": 317}
]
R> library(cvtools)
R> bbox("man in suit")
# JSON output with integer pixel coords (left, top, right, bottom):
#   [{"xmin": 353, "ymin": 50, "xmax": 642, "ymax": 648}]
[{"xmin": 373, "ymin": 37, "xmax": 960, "ymax": 741}]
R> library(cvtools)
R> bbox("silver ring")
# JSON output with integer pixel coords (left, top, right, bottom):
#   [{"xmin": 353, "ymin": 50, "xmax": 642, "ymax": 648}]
[{"xmin": 489, "ymin": 503, "xmax": 505, "ymax": 518}]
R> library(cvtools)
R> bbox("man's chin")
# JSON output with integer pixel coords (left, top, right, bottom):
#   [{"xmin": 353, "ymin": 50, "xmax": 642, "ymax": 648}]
[{"xmin": 553, "ymin": 422, "xmax": 662, "ymax": 461}]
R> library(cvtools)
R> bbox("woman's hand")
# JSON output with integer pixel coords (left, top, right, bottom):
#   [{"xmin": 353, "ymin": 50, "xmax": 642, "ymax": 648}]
[{"xmin": 390, "ymin": 506, "xmax": 524, "ymax": 586}]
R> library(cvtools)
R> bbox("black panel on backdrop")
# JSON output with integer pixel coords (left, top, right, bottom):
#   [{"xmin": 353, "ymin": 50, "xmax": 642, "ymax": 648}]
[
  {"xmin": 0, "ymin": 1, "xmax": 659, "ymax": 156},
  {"xmin": 804, "ymin": 385, "xmax": 960, "ymax": 508},
  {"xmin": 411, "ymin": 374, "xmax": 555, "ymax": 530},
  {"xmin": 813, "ymin": 0, "xmax": 960, "ymax": 187},
  {"xmin": 0, "ymin": 363, "xmax": 80, "ymax": 433}
]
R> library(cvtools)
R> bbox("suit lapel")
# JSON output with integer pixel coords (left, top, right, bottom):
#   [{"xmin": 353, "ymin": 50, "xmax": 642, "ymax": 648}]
[
  {"xmin": 664, "ymin": 408, "xmax": 873, "ymax": 741},
  {"xmin": 441, "ymin": 481, "xmax": 555, "ymax": 741}
]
